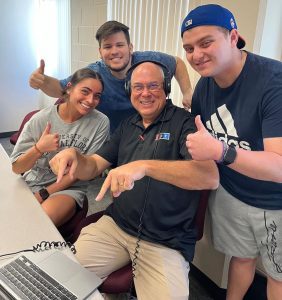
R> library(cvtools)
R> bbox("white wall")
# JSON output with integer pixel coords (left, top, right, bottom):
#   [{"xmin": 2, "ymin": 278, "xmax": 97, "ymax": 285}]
[
  {"xmin": 71, "ymin": 0, "xmax": 107, "ymax": 72},
  {"xmin": 0, "ymin": 0, "xmax": 38, "ymax": 134}
]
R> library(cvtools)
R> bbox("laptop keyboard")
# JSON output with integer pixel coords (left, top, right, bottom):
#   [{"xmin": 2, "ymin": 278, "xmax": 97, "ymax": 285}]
[{"xmin": 0, "ymin": 255, "xmax": 77, "ymax": 300}]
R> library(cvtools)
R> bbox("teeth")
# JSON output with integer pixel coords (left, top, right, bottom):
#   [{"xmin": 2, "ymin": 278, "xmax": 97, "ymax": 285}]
[
  {"xmin": 81, "ymin": 103, "xmax": 90, "ymax": 109},
  {"xmin": 140, "ymin": 100, "xmax": 153, "ymax": 105}
]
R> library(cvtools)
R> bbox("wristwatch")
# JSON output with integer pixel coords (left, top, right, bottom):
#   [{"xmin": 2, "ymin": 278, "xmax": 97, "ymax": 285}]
[
  {"xmin": 222, "ymin": 145, "xmax": 237, "ymax": 165},
  {"xmin": 38, "ymin": 188, "xmax": 49, "ymax": 201}
]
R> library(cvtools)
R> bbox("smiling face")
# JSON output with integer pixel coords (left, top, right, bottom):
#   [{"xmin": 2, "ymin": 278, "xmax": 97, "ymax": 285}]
[
  {"xmin": 99, "ymin": 31, "xmax": 133, "ymax": 77},
  {"xmin": 130, "ymin": 62, "xmax": 167, "ymax": 127},
  {"xmin": 68, "ymin": 78, "xmax": 103, "ymax": 118},
  {"xmin": 182, "ymin": 25, "xmax": 237, "ymax": 79}
]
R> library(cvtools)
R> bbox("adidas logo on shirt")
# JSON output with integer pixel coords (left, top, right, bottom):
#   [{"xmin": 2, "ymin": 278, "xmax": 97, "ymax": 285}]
[{"xmin": 206, "ymin": 104, "xmax": 251, "ymax": 150}]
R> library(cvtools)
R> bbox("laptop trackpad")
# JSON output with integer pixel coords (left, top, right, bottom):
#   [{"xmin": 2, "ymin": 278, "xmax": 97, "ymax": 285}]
[{"xmin": 38, "ymin": 251, "xmax": 102, "ymax": 298}]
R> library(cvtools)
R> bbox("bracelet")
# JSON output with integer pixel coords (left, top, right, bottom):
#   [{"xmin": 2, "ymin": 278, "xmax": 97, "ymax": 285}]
[
  {"xmin": 215, "ymin": 141, "xmax": 228, "ymax": 163},
  {"xmin": 34, "ymin": 143, "xmax": 43, "ymax": 155}
]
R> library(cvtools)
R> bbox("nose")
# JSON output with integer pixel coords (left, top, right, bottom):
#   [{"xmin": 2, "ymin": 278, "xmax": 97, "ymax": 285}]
[
  {"xmin": 192, "ymin": 47, "xmax": 204, "ymax": 62},
  {"xmin": 110, "ymin": 46, "xmax": 119, "ymax": 55},
  {"xmin": 140, "ymin": 86, "xmax": 151, "ymax": 96}
]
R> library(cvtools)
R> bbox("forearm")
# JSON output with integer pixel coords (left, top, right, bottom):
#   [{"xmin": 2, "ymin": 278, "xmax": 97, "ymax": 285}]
[
  {"xmin": 74, "ymin": 153, "xmax": 102, "ymax": 180},
  {"xmin": 40, "ymin": 76, "xmax": 63, "ymax": 98},
  {"xmin": 230, "ymin": 149, "xmax": 282, "ymax": 183},
  {"xmin": 46, "ymin": 174, "xmax": 77, "ymax": 194},
  {"xmin": 12, "ymin": 145, "xmax": 42, "ymax": 174},
  {"xmin": 144, "ymin": 160, "xmax": 219, "ymax": 190},
  {"xmin": 174, "ymin": 57, "xmax": 193, "ymax": 95}
]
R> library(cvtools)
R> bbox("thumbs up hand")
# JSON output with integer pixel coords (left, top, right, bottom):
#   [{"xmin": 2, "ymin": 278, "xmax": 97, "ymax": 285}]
[
  {"xmin": 36, "ymin": 122, "xmax": 60, "ymax": 153},
  {"xmin": 29, "ymin": 59, "xmax": 46, "ymax": 89},
  {"xmin": 186, "ymin": 115, "xmax": 222, "ymax": 161}
]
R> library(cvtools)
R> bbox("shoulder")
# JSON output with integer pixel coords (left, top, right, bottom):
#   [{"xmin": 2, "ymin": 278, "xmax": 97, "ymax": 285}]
[
  {"xmin": 29, "ymin": 105, "xmax": 54, "ymax": 122},
  {"xmin": 92, "ymin": 109, "xmax": 109, "ymax": 122},
  {"xmin": 86, "ymin": 60, "xmax": 106, "ymax": 72},
  {"xmin": 246, "ymin": 52, "xmax": 282, "ymax": 75},
  {"xmin": 132, "ymin": 51, "xmax": 176, "ymax": 72}
]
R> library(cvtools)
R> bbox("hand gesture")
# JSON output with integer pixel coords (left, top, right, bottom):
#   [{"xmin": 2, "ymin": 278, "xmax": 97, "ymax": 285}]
[
  {"xmin": 36, "ymin": 122, "xmax": 59, "ymax": 153},
  {"xmin": 95, "ymin": 161, "xmax": 145, "ymax": 201},
  {"xmin": 49, "ymin": 148, "xmax": 78, "ymax": 183},
  {"xmin": 29, "ymin": 59, "xmax": 45, "ymax": 89},
  {"xmin": 186, "ymin": 115, "xmax": 222, "ymax": 161}
]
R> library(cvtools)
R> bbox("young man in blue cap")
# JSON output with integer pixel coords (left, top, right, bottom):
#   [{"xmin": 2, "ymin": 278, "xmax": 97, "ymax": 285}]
[{"xmin": 181, "ymin": 4, "xmax": 282, "ymax": 300}]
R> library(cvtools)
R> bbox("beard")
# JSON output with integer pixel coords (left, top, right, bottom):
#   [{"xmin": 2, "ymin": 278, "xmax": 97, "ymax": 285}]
[{"xmin": 106, "ymin": 57, "xmax": 131, "ymax": 73}]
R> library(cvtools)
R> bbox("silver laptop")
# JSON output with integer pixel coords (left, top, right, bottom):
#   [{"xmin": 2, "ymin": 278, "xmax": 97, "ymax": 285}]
[{"xmin": 0, "ymin": 250, "xmax": 102, "ymax": 300}]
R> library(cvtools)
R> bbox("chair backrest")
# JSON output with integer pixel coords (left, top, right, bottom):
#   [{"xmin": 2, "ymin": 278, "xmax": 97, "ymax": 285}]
[
  {"xmin": 10, "ymin": 110, "xmax": 40, "ymax": 145},
  {"xmin": 195, "ymin": 190, "xmax": 211, "ymax": 241},
  {"xmin": 10, "ymin": 98, "xmax": 64, "ymax": 145}
]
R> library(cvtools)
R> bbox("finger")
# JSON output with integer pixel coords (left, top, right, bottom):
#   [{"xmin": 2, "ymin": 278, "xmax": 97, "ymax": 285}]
[
  {"xmin": 39, "ymin": 59, "xmax": 45, "ymax": 74},
  {"xmin": 124, "ymin": 178, "xmax": 134, "ymax": 190},
  {"xmin": 195, "ymin": 115, "xmax": 206, "ymax": 132},
  {"xmin": 43, "ymin": 122, "xmax": 51, "ymax": 135},
  {"xmin": 68, "ymin": 159, "xmax": 78, "ymax": 180},
  {"xmin": 55, "ymin": 158, "xmax": 73, "ymax": 183},
  {"xmin": 95, "ymin": 175, "xmax": 111, "ymax": 201}
]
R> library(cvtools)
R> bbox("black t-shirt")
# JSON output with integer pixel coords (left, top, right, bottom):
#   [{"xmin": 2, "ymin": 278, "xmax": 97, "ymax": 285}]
[
  {"xmin": 96, "ymin": 100, "xmax": 199, "ymax": 261},
  {"xmin": 192, "ymin": 52, "xmax": 282, "ymax": 209}
]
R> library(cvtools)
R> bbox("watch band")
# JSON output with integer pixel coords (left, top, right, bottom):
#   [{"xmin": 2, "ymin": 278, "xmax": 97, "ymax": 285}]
[
  {"xmin": 38, "ymin": 188, "xmax": 49, "ymax": 201},
  {"xmin": 222, "ymin": 145, "xmax": 237, "ymax": 165}
]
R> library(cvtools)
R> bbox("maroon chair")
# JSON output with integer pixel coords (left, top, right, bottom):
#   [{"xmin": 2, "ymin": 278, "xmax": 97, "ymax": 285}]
[
  {"xmin": 72, "ymin": 189, "xmax": 211, "ymax": 294},
  {"xmin": 58, "ymin": 195, "xmax": 88, "ymax": 242},
  {"xmin": 195, "ymin": 190, "xmax": 211, "ymax": 240},
  {"xmin": 10, "ymin": 99, "xmax": 65, "ymax": 145},
  {"xmin": 10, "ymin": 110, "xmax": 40, "ymax": 145}
]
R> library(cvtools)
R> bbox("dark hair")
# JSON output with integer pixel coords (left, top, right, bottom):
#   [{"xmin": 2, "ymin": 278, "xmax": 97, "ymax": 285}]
[
  {"xmin": 63, "ymin": 68, "xmax": 104, "ymax": 98},
  {"xmin": 95, "ymin": 21, "xmax": 130, "ymax": 46}
]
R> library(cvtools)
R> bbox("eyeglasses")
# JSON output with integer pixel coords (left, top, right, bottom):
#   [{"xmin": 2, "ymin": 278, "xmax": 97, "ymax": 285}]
[{"xmin": 131, "ymin": 82, "xmax": 163, "ymax": 94}]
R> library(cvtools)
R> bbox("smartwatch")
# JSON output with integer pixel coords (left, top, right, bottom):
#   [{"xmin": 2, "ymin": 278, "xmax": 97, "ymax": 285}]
[
  {"xmin": 38, "ymin": 188, "xmax": 49, "ymax": 201},
  {"xmin": 222, "ymin": 145, "xmax": 237, "ymax": 165}
]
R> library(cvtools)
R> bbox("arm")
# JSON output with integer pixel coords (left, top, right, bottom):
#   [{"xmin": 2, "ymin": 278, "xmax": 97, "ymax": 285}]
[
  {"xmin": 96, "ymin": 159, "xmax": 219, "ymax": 200},
  {"xmin": 174, "ymin": 56, "xmax": 193, "ymax": 109},
  {"xmin": 12, "ymin": 122, "xmax": 59, "ymax": 174},
  {"xmin": 29, "ymin": 59, "xmax": 63, "ymax": 98},
  {"xmin": 49, "ymin": 148, "xmax": 111, "ymax": 182},
  {"xmin": 187, "ymin": 116, "xmax": 282, "ymax": 183},
  {"xmin": 34, "ymin": 173, "xmax": 77, "ymax": 203}
]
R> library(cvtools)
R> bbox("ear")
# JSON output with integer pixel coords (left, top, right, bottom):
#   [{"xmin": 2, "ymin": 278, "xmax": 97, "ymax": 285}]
[
  {"xmin": 230, "ymin": 29, "xmax": 239, "ymax": 48},
  {"xmin": 99, "ymin": 47, "xmax": 103, "ymax": 59},
  {"xmin": 129, "ymin": 43, "xmax": 133, "ymax": 55}
]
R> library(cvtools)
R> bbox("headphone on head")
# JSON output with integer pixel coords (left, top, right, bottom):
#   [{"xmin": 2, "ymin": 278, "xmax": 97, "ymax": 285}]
[{"xmin": 124, "ymin": 60, "xmax": 171, "ymax": 97}]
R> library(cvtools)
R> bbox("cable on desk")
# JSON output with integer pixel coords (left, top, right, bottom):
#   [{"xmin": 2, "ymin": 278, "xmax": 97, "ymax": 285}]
[{"xmin": 0, "ymin": 241, "xmax": 76, "ymax": 258}]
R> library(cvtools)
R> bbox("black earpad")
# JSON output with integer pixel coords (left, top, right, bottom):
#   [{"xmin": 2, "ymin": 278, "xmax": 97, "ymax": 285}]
[{"xmin": 125, "ymin": 60, "xmax": 171, "ymax": 97}]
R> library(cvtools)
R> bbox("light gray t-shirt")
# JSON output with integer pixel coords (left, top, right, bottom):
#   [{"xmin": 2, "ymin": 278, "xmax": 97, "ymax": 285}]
[{"xmin": 10, "ymin": 104, "xmax": 109, "ymax": 194}]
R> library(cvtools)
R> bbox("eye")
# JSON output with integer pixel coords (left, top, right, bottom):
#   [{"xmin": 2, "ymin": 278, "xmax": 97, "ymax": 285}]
[
  {"xmin": 81, "ymin": 89, "xmax": 89, "ymax": 95},
  {"xmin": 200, "ymin": 40, "xmax": 212, "ymax": 48},
  {"xmin": 93, "ymin": 93, "xmax": 101, "ymax": 100},
  {"xmin": 184, "ymin": 46, "xmax": 193, "ymax": 54},
  {"xmin": 148, "ymin": 83, "xmax": 161, "ymax": 91},
  {"xmin": 132, "ymin": 85, "xmax": 143, "ymax": 92}
]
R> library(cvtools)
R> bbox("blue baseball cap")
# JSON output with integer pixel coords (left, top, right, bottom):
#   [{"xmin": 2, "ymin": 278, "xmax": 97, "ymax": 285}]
[{"xmin": 181, "ymin": 4, "xmax": 245, "ymax": 49}]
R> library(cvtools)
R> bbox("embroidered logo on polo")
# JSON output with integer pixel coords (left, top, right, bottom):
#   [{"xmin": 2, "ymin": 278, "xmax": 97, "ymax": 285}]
[
  {"xmin": 155, "ymin": 133, "xmax": 170, "ymax": 141},
  {"xmin": 206, "ymin": 104, "xmax": 251, "ymax": 150}
]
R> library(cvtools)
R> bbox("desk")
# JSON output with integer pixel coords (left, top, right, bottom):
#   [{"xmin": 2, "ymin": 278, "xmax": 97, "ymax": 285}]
[{"xmin": 0, "ymin": 144, "xmax": 103, "ymax": 300}]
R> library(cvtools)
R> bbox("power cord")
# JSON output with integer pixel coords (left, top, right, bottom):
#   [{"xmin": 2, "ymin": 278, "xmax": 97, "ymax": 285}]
[
  {"xmin": 0, "ymin": 241, "xmax": 76, "ymax": 258},
  {"xmin": 128, "ymin": 105, "xmax": 168, "ymax": 299}
]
